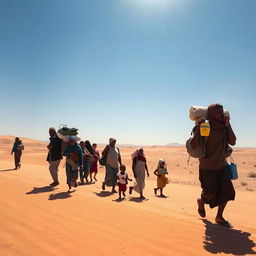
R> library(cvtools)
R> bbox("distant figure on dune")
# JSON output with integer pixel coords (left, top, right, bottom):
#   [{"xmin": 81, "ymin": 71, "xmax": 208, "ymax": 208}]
[
  {"xmin": 101, "ymin": 138, "xmax": 122, "ymax": 193},
  {"xmin": 63, "ymin": 136, "xmax": 83, "ymax": 192},
  {"xmin": 11, "ymin": 137, "xmax": 24, "ymax": 170},
  {"xmin": 190, "ymin": 103, "xmax": 236, "ymax": 228},
  {"xmin": 89, "ymin": 143, "xmax": 100, "ymax": 183},
  {"xmin": 154, "ymin": 159, "xmax": 169, "ymax": 197},
  {"xmin": 129, "ymin": 148, "xmax": 149, "ymax": 199},
  {"xmin": 47, "ymin": 128, "xmax": 63, "ymax": 187}
]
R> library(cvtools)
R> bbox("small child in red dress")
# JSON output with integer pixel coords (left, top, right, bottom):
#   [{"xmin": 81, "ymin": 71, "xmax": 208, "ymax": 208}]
[{"xmin": 117, "ymin": 165, "xmax": 132, "ymax": 200}]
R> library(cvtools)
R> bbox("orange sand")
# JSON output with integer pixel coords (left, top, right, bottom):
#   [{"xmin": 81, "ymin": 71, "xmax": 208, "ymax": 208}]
[{"xmin": 0, "ymin": 136, "xmax": 255, "ymax": 256}]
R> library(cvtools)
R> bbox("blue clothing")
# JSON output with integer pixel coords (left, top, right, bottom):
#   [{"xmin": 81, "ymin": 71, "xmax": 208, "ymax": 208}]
[
  {"xmin": 12, "ymin": 141, "xmax": 21, "ymax": 153},
  {"xmin": 63, "ymin": 144, "xmax": 83, "ymax": 167},
  {"xmin": 79, "ymin": 158, "xmax": 91, "ymax": 181}
]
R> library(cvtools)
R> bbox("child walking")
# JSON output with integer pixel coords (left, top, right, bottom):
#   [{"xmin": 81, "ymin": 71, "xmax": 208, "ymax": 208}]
[
  {"xmin": 117, "ymin": 165, "xmax": 132, "ymax": 200},
  {"xmin": 154, "ymin": 159, "xmax": 169, "ymax": 197}
]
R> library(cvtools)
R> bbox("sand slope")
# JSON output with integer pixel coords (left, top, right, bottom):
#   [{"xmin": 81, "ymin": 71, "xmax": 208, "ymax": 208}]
[{"xmin": 0, "ymin": 136, "xmax": 255, "ymax": 256}]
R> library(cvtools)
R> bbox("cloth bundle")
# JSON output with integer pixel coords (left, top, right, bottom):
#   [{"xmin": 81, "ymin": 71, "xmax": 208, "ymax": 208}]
[
  {"xmin": 189, "ymin": 106, "xmax": 230, "ymax": 122},
  {"xmin": 57, "ymin": 126, "xmax": 80, "ymax": 143}
]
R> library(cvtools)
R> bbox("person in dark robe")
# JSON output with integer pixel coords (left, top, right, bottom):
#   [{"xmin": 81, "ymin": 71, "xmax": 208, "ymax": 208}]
[{"xmin": 191, "ymin": 103, "xmax": 236, "ymax": 228}]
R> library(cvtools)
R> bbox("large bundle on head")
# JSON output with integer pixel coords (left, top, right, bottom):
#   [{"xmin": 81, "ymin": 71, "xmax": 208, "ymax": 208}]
[
  {"xmin": 57, "ymin": 125, "xmax": 81, "ymax": 143},
  {"xmin": 189, "ymin": 106, "xmax": 230, "ymax": 122}
]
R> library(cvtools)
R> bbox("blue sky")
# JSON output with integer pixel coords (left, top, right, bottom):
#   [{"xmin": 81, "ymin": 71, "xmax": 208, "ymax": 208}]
[{"xmin": 0, "ymin": 0, "xmax": 255, "ymax": 146}]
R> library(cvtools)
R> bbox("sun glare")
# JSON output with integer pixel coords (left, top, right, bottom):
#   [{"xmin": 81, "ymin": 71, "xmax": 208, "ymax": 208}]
[{"xmin": 122, "ymin": 0, "xmax": 186, "ymax": 12}]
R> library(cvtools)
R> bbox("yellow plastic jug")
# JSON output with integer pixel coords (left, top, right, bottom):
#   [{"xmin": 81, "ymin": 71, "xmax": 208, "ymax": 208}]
[{"xmin": 200, "ymin": 121, "xmax": 210, "ymax": 137}]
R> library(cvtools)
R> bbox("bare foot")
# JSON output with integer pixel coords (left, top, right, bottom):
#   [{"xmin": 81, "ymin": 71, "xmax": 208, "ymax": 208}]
[
  {"xmin": 197, "ymin": 198, "xmax": 206, "ymax": 218},
  {"xmin": 215, "ymin": 217, "xmax": 232, "ymax": 228}
]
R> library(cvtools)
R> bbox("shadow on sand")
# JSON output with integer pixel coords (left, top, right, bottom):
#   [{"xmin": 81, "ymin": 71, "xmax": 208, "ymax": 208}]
[
  {"xmin": 0, "ymin": 168, "xmax": 17, "ymax": 172},
  {"xmin": 94, "ymin": 191, "xmax": 114, "ymax": 197},
  {"xmin": 202, "ymin": 219, "xmax": 256, "ymax": 255},
  {"xmin": 129, "ymin": 197, "xmax": 148, "ymax": 203},
  {"xmin": 79, "ymin": 181, "xmax": 95, "ymax": 186},
  {"xmin": 48, "ymin": 191, "xmax": 73, "ymax": 200},
  {"xmin": 26, "ymin": 186, "xmax": 55, "ymax": 195},
  {"xmin": 112, "ymin": 198, "xmax": 126, "ymax": 203}
]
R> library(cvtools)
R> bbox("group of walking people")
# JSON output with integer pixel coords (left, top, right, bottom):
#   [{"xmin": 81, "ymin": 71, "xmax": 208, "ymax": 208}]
[
  {"xmin": 12, "ymin": 103, "xmax": 237, "ymax": 228},
  {"xmin": 47, "ymin": 128, "xmax": 100, "ymax": 191},
  {"xmin": 47, "ymin": 131, "xmax": 170, "ymax": 197}
]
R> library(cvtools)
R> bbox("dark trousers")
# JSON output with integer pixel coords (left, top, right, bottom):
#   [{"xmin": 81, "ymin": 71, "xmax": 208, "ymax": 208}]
[
  {"xmin": 66, "ymin": 163, "xmax": 78, "ymax": 186},
  {"xmin": 14, "ymin": 151, "xmax": 22, "ymax": 168},
  {"xmin": 79, "ymin": 159, "xmax": 91, "ymax": 181}
]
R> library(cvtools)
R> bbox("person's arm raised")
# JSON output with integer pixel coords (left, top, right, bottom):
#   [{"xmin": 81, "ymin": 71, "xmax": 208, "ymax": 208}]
[{"xmin": 226, "ymin": 123, "xmax": 236, "ymax": 146}]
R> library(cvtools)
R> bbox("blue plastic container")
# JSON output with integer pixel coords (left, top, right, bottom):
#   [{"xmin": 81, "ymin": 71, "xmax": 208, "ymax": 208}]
[{"xmin": 227, "ymin": 162, "xmax": 238, "ymax": 180}]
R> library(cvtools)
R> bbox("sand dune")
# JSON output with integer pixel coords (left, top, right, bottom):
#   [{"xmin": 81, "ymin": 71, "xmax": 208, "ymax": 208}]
[{"xmin": 0, "ymin": 136, "xmax": 255, "ymax": 256}]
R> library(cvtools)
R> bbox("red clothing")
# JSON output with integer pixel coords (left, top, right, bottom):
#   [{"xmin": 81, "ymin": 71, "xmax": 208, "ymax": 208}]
[
  {"xmin": 90, "ymin": 150, "xmax": 99, "ymax": 173},
  {"xmin": 118, "ymin": 183, "xmax": 127, "ymax": 192}
]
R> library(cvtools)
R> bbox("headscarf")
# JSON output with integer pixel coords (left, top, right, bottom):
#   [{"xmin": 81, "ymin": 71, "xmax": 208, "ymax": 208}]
[
  {"xmin": 85, "ymin": 140, "xmax": 94, "ymax": 155},
  {"xmin": 131, "ymin": 148, "xmax": 146, "ymax": 161},
  {"xmin": 208, "ymin": 103, "xmax": 226, "ymax": 130},
  {"xmin": 157, "ymin": 159, "xmax": 166, "ymax": 170},
  {"xmin": 109, "ymin": 138, "xmax": 116, "ymax": 144}
]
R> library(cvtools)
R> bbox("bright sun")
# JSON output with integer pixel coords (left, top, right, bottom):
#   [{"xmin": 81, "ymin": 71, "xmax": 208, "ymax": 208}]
[
  {"xmin": 124, "ymin": 0, "xmax": 183, "ymax": 10},
  {"xmin": 132, "ymin": 0, "xmax": 171, "ymax": 6}
]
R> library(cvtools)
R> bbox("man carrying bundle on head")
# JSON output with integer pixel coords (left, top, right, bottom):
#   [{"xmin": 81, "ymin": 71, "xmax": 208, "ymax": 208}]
[{"xmin": 189, "ymin": 103, "xmax": 236, "ymax": 228}]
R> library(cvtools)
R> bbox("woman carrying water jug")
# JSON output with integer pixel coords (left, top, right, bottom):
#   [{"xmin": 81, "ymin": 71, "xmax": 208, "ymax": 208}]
[{"xmin": 190, "ymin": 103, "xmax": 236, "ymax": 228}]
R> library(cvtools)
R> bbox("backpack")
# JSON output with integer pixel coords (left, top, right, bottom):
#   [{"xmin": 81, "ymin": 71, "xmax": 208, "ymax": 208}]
[
  {"xmin": 186, "ymin": 137, "xmax": 207, "ymax": 159},
  {"xmin": 99, "ymin": 146, "xmax": 109, "ymax": 166},
  {"xmin": 186, "ymin": 127, "xmax": 208, "ymax": 159},
  {"xmin": 17, "ymin": 143, "xmax": 24, "ymax": 151}
]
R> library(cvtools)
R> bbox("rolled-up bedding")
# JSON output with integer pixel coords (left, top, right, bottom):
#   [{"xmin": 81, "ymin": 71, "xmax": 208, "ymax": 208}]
[
  {"xmin": 189, "ymin": 106, "xmax": 230, "ymax": 121},
  {"xmin": 57, "ymin": 132, "xmax": 81, "ymax": 143},
  {"xmin": 58, "ymin": 127, "xmax": 78, "ymax": 136}
]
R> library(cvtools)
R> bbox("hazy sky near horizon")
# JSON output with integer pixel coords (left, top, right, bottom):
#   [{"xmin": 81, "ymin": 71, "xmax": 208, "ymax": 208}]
[{"xmin": 0, "ymin": 0, "xmax": 255, "ymax": 146}]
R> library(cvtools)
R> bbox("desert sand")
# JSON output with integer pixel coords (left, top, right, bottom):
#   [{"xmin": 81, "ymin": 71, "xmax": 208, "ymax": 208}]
[{"xmin": 0, "ymin": 135, "xmax": 255, "ymax": 256}]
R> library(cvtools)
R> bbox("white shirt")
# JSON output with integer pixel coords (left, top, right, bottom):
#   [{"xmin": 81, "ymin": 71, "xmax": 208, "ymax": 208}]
[{"xmin": 117, "ymin": 172, "xmax": 127, "ymax": 184}]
